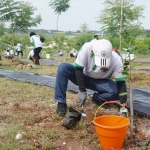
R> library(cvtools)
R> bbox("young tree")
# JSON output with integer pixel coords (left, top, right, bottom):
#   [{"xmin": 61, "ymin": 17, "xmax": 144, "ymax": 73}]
[
  {"xmin": 96, "ymin": 0, "xmax": 145, "ymax": 48},
  {"xmin": 0, "ymin": 22, "xmax": 4, "ymax": 60},
  {"xmin": 0, "ymin": 0, "xmax": 23, "ymax": 47},
  {"xmin": 49, "ymin": 0, "xmax": 70, "ymax": 42},
  {"xmin": 0, "ymin": 22, "xmax": 5, "ymax": 36},
  {"xmin": 80, "ymin": 23, "xmax": 89, "ymax": 33},
  {"xmin": 13, "ymin": 2, "xmax": 42, "ymax": 34}
]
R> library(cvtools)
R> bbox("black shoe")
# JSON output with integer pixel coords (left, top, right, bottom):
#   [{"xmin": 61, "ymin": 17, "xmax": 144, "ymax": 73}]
[
  {"xmin": 56, "ymin": 102, "xmax": 67, "ymax": 117},
  {"xmin": 92, "ymin": 96, "xmax": 104, "ymax": 105},
  {"xmin": 92, "ymin": 95, "xmax": 111, "ymax": 109}
]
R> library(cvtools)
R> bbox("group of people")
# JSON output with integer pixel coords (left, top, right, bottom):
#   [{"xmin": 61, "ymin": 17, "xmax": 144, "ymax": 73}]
[
  {"xmin": 4, "ymin": 32, "xmax": 128, "ymax": 121},
  {"xmin": 4, "ymin": 48, "xmax": 14, "ymax": 59},
  {"xmin": 4, "ymin": 42, "xmax": 23, "ymax": 59},
  {"xmin": 54, "ymin": 33, "xmax": 127, "ymax": 119},
  {"xmin": 3, "ymin": 32, "xmax": 43, "ymax": 66}
]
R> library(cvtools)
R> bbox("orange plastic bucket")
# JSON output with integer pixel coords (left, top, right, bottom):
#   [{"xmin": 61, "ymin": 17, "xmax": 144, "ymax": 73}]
[{"xmin": 92, "ymin": 115, "xmax": 129, "ymax": 150}]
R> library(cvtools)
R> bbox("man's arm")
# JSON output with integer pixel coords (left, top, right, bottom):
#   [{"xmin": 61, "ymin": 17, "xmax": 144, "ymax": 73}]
[
  {"xmin": 75, "ymin": 67, "xmax": 86, "ymax": 92},
  {"xmin": 75, "ymin": 67, "xmax": 87, "ymax": 106}
]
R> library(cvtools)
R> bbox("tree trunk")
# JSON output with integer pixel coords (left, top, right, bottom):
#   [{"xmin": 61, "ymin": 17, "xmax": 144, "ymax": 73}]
[
  {"xmin": 56, "ymin": 13, "xmax": 60, "ymax": 60},
  {"xmin": 120, "ymin": 0, "xmax": 124, "ymax": 49},
  {"xmin": 11, "ymin": 26, "xmax": 15, "ymax": 53},
  {"xmin": 129, "ymin": 60, "xmax": 134, "ymax": 139}
]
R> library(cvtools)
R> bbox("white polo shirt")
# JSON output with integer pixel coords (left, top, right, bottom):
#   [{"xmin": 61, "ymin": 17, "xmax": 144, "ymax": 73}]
[
  {"xmin": 30, "ymin": 35, "xmax": 42, "ymax": 48},
  {"xmin": 16, "ymin": 43, "xmax": 22, "ymax": 51},
  {"xmin": 28, "ymin": 50, "xmax": 34, "ymax": 59},
  {"xmin": 74, "ymin": 42, "xmax": 125, "ymax": 81}
]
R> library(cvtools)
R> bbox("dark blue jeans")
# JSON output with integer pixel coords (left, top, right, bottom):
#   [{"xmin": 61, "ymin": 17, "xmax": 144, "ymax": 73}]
[{"xmin": 54, "ymin": 62, "xmax": 119, "ymax": 104}]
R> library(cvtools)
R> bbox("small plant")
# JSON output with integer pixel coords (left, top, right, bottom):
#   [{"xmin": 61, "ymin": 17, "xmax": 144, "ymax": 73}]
[
  {"xmin": 47, "ymin": 129, "xmax": 58, "ymax": 139},
  {"xmin": 26, "ymin": 114, "xmax": 37, "ymax": 122},
  {"xmin": 1, "ymin": 143, "xmax": 16, "ymax": 150},
  {"xmin": 51, "ymin": 114, "xmax": 59, "ymax": 120},
  {"xmin": 121, "ymin": 45, "xmax": 136, "ymax": 138},
  {"xmin": 41, "ymin": 140, "xmax": 53, "ymax": 150},
  {"xmin": 23, "ymin": 144, "xmax": 33, "ymax": 150},
  {"xmin": 77, "ymin": 130, "xmax": 88, "ymax": 139},
  {"xmin": 78, "ymin": 121, "xmax": 87, "ymax": 128}
]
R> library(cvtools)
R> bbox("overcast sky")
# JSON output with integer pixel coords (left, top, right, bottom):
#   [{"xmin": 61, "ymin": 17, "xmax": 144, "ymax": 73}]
[{"xmin": 20, "ymin": 0, "xmax": 150, "ymax": 31}]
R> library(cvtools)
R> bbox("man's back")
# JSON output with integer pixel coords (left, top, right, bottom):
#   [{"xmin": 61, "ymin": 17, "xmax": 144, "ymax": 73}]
[
  {"xmin": 17, "ymin": 43, "xmax": 22, "ymax": 51},
  {"xmin": 75, "ymin": 42, "xmax": 123, "ymax": 79}
]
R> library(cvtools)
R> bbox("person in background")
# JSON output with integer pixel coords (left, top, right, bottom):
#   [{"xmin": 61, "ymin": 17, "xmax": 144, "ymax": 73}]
[
  {"xmin": 113, "ymin": 47, "xmax": 121, "ymax": 56},
  {"xmin": 30, "ymin": 32, "xmax": 43, "ymax": 65},
  {"xmin": 16, "ymin": 42, "xmax": 23, "ymax": 57},
  {"xmin": 70, "ymin": 49, "xmax": 78, "ymax": 58},
  {"xmin": 94, "ymin": 33, "xmax": 99, "ymax": 40},
  {"xmin": 54, "ymin": 39, "xmax": 127, "ymax": 117},
  {"xmin": 9, "ymin": 48, "xmax": 14, "ymax": 58},
  {"xmin": 58, "ymin": 51, "xmax": 63, "ymax": 57},
  {"xmin": 91, "ymin": 33, "xmax": 99, "ymax": 43},
  {"xmin": 4, "ymin": 48, "xmax": 10, "ymax": 59},
  {"xmin": 14, "ymin": 45, "xmax": 18, "ymax": 56},
  {"xmin": 28, "ymin": 49, "xmax": 41, "ymax": 63}
]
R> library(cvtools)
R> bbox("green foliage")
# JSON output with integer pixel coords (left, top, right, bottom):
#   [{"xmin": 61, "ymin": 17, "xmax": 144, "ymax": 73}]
[
  {"xmin": 0, "ymin": 22, "xmax": 4, "ymax": 36},
  {"xmin": 49, "ymin": 0, "xmax": 70, "ymax": 43},
  {"xmin": 134, "ymin": 39, "xmax": 149, "ymax": 55},
  {"xmin": 1, "ymin": 142, "xmax": 17, "ymax": 150},
  {"xmin": 49, "ymin": 0, "xmax": 70, "ymax": 14},
  {"xmin": 1, "ymin": 34, "xmax": 31, "ymax": 49},
  {"xmin": 144, "ymin": 37, "xmax": 150, "ymax": 49},
  {"xmin": 74, "ymin": 32, "xmax": 93, "ymax": 50},
  {"xmin": 12, "ymin": 2, "xmax": 42, "ymax": 33},
  {"xmin": 0, "ymin": 0, "xmax": 22, "ymax": 22},
  {"xmin": 41, "ymin": 140, "xmax": 53, "ymax": 150},
  {"xmin": 108, "ymin": 36, "xmax": 120, "ymax": 48},
  {"xmin": 121, "ymin": 46, "xmax": 136, "ymax": 79},
  {"xmin": 80, "ymin": 23, "xmax": 89, "ymax": 33},
  {"xmin": 97, "ymin": 0, "xmax": 145, "ymax": 44}
]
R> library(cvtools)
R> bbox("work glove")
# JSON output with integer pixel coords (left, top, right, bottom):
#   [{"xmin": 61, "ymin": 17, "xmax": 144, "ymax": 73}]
[
  {"xmin": 78, "ymin": 91, "xmax": 87, "ymax": 107},
  {"xmin": 62, "ymin": 107, "xmax": 81, "ymax": 130}
]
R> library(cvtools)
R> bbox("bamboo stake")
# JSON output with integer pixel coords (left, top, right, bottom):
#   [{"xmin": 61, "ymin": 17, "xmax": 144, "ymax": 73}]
[
  {"xmin": 120, "ymin": 0, "xmax": 124, "ymax": 49},
  {"xmin": 129, "ymin": 57, "xmax": 134, "ymax": 138}
]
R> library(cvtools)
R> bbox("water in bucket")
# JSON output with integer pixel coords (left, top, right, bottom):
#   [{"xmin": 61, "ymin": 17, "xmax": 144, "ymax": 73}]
[{"xmin": 92, "ymin": 115, "xmax": 129, "ymax": 150}]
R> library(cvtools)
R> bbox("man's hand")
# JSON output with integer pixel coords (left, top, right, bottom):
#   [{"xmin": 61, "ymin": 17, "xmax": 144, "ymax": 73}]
[{"xmin": 78, "ymin": 91, "xmax": 87, "ymax": 107}]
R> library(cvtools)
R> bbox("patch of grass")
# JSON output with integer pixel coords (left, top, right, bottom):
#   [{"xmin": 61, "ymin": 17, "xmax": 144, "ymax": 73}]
[
  {"xmin": 0, "ymin": 57, "xmax": 150, "ymax": 150},
  {"xmin": 1, "ymin": 142, "xmax": 20, "ymax": 150},
  {"xmin": 41, "ymin": 140, "xmax": 53, "ymax": 150},
  {"xmin": 23, "ymin": 144, "xmax": 33, "ymax": 150},
  {"xmin": 47, "ymin": 129, "xmax": 58, "ymax": 139},
  {"xmin": 51, "ymin": 114, "xmax": 60, "ymax": 121},
  {"xmin": 77, "ymin": 130, "xmax": 88, "ymax": 139}
]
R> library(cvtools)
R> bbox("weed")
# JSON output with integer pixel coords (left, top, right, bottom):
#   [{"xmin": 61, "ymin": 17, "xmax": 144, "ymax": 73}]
[
  {"xmin": 1, "ymin": 142, "xmax": 19, "ymax": 150},
  {"xmin": 51, "ymin": 114, "xmax": 59, "ymax": 120},
  {"xmin": 26, "ymin": 114, "xmax": 37, "ymax": 123},
  {"xmin": 47, "ymin": 129, "xmax": 58, "ymax": 139},
  {"xmin": 78, "ymin": 121, "xmax": 87, "ymax": 128},
  {"xmin": 77, "ymin": 130, "xmax": 88, "ymax": 139},
  {"xmin": 41, "ymin": 140, "xmax": 53, "ymax": 150},
  {"xmin": 23, "ymin": 144, "xmax": 33, "ymax": 150}
]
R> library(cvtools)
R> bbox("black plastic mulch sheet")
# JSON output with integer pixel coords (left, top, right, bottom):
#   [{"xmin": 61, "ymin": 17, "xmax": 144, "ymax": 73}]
[
  {"xmin": 0, "ymin": 68, "xmax": 150, "ymax": 117},
  {"xmin": 21, "ymin": 59, "xmax": 61, "ymax": 65}
]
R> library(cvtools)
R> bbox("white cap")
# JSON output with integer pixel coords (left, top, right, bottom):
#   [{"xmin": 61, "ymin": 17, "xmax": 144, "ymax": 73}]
[{"xmin": 92, "ymin": 39, "xmax": 112, "ymax": 67}]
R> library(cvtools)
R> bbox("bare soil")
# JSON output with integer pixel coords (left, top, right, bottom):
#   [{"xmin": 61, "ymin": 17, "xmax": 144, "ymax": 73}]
[{"xmin": 0, "ymin": 58, "xmax": 150, "ymax": 150}]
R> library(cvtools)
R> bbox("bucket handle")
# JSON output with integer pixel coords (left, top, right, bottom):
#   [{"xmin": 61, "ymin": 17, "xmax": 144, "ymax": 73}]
[{"xmin": 94, "ymin": 101, "xmax": 126, "ymax": 118}]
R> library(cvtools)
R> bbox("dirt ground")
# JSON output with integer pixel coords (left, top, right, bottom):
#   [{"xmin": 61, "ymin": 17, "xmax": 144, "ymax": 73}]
[
  {"xmin": 0, "ymin": 57, "xmax": 150, "ymax": 150},
  {"xmin": 0, "ymin": 77, "xmax": 150, "ymax": 150}
]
